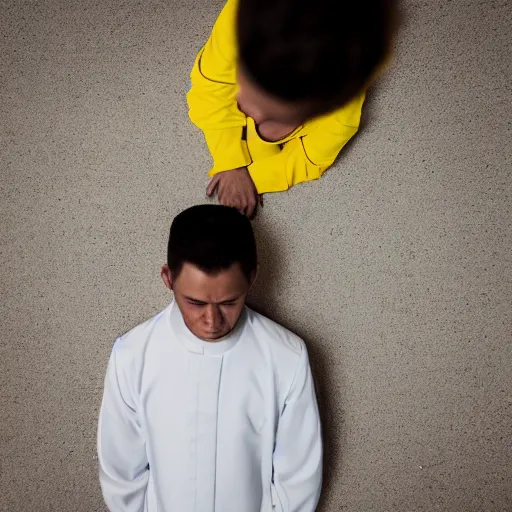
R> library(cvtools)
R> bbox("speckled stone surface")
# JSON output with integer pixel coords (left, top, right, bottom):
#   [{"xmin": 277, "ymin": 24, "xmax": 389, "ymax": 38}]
[{"xmin": 1, "ymin": 0, "xmax": 511, "ymax": 510}]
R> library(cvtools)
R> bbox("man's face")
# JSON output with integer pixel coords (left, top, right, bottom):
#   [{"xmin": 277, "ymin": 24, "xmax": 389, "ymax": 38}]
[
  {"xmin": 236, "ymin": 67, "xmax": 307, "ymax": 126},
  {"xmin": 161, "ymin": 262, "xmax": 254, "ymax": 341}
]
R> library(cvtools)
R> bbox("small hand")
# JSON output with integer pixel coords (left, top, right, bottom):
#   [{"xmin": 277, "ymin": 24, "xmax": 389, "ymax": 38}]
[{"xmin": 206, "ymin": 167, "xmax": 263, "ymax": 218}]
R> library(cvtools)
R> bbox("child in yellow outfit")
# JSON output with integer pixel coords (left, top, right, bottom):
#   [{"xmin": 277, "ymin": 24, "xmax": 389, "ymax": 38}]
[{"xmin": 188, "ymin": 0, "xmax": 395, "ymax": 217}]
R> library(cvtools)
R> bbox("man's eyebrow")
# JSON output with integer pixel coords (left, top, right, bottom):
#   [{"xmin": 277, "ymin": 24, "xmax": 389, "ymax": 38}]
[
  {"xmin": 183, "ymin": 296, "xmax": 240, "ymax": 304},
  {"xmin": 184, "ymin": 296, "xmax": 207, "ymax": 303},
  {"xmin": 218, "ymin": 296, "xmax": 240, "ymax": 304}
]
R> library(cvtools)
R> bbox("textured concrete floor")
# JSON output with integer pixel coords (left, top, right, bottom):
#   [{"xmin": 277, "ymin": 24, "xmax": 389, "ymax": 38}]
[{"xmin": 1, "ymin": 0, "xmax": 511, "ymax": 510}]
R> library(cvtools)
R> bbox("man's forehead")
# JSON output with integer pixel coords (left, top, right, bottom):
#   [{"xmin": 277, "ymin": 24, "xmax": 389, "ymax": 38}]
[{"xmin": 173, "ymin": 262, "xmax": 248, "ymax": 298}]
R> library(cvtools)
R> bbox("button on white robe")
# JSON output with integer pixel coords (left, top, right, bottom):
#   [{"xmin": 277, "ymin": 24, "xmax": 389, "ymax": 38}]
[{"xmin": 98, "ymin": 302, "xmax": 322, "ymax": 511}]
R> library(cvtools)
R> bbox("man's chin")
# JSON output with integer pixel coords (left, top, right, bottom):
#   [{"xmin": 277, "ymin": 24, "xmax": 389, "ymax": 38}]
[{"xmin": 200, "ymin": 331, "xmax": 229, "ymax": 342}]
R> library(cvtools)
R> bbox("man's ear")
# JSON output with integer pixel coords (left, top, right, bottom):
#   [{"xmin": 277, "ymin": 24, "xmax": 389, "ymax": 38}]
[{"xmin": 161, "ymin": 264, "xmax": 173, "ymax": 291}]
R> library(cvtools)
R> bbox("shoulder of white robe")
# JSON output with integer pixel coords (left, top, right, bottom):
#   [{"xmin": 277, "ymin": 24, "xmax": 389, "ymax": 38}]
[{"xmin": 246, "ymin": 307, "xmax": 304, "ymax": 357}]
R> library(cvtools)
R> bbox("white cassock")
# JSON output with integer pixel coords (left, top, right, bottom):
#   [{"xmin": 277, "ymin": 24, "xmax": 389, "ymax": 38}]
[{"xmin": 98, "ymin": 301, "xmax": 322, "ymax": 512}]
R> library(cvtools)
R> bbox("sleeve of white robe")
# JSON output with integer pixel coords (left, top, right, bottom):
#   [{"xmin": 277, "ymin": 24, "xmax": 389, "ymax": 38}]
[
  {"xmin": 98, "ymin": 344, "xmax": 149, "ymax": 512},
  {"xmin": 272, "ymin": 343, "xmax": 323, "ymax": 512}
]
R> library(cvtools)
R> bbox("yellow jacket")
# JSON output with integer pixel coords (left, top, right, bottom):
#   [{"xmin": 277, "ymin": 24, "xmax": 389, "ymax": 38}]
[{"xmin": 187, "ymin": 0, "xmax": 365, "ymax": 194}]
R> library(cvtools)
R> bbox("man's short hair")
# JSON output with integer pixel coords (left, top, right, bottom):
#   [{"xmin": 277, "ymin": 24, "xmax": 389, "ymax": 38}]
[
  {"xmin": 167, "ymin": 204, "xmax": 257, "ymax": 281},
  {"xmin": 237, "ymin": 0, "xmax": 396, "ymax": 117}
]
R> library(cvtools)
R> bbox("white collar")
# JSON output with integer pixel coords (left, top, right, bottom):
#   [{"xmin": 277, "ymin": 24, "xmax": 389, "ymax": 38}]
[{"xmin": 168, "ymin": 300, "xmax": 246, "ymax": 356}]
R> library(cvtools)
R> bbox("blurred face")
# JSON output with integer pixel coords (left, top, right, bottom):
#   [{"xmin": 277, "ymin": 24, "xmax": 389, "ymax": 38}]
[
  {"xmin": 236, "ymin": 67, "xmax": 307, "ymax": 126},
  {"xmin": 161, "ymin": 262, "xmax": 255, "ymax": 341}
]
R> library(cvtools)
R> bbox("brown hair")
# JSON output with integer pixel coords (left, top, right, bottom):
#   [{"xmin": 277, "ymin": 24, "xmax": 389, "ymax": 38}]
[{"xmin": 237, "ymin": 0, "xmax": 396, "ymax": 116}]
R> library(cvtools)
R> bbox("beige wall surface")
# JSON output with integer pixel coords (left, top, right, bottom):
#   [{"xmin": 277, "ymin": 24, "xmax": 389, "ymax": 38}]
[{"xmin": 1, "ymin": 0, "xmax": 510, "ymax": 510}]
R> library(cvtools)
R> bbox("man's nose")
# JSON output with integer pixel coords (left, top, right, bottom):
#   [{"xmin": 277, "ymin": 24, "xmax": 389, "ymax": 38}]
[{"xmin": 204, "ymin": 305, "xmax": 222, "ymax": 329}]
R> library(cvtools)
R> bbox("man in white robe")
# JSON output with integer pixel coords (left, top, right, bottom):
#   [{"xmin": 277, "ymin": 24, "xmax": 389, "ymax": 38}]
[{"xmin": 98, "ymin": 204, "xmax": 322, "ymax": 511}]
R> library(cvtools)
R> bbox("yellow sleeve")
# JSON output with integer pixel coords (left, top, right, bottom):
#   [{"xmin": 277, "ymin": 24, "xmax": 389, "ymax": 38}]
[
  {"xmin": 187, "ymin": 0, "xmax": 251, "ymax": 174},
  {"xmin": 248, "ymin": 92, "xmax": 366, "ymax": 194}
]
